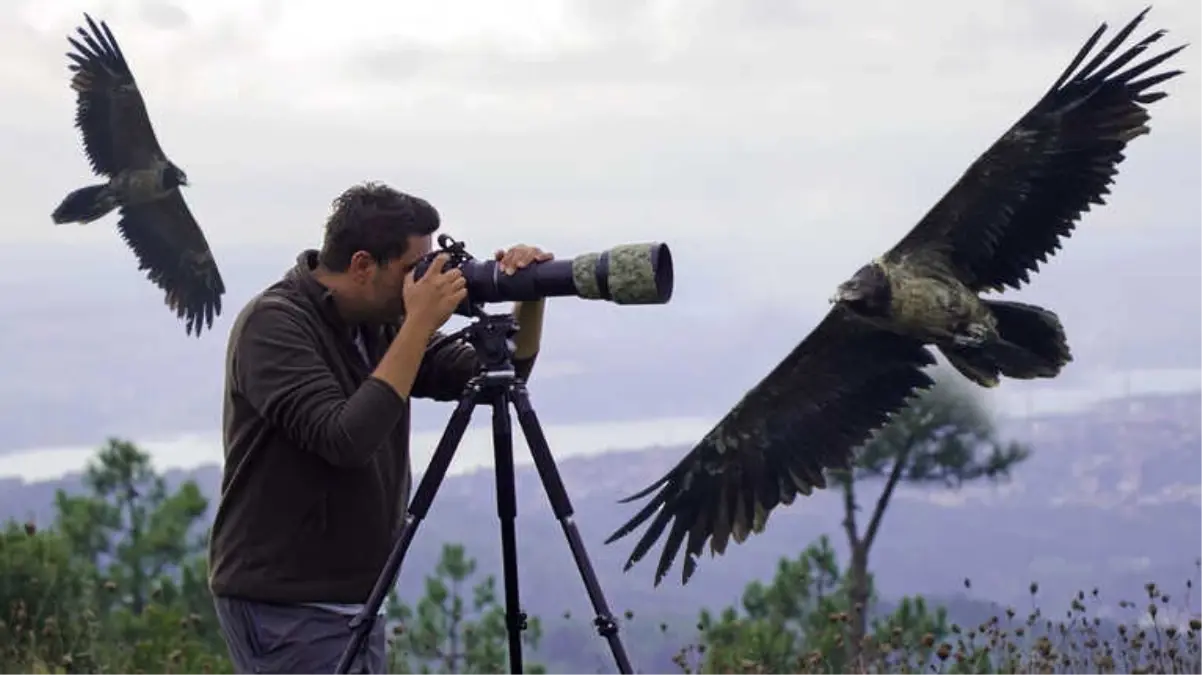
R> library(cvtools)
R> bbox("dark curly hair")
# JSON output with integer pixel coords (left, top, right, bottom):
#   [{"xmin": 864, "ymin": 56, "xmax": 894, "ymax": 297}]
[{"xmin": 318, "ymin": 181, "xmax": 441, "ymax": 272}]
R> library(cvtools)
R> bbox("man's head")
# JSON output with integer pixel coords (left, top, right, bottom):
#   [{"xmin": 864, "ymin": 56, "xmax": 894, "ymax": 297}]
[{"xmin": 315, "ymin": 181, "xmax": 440, "ymax": 323}]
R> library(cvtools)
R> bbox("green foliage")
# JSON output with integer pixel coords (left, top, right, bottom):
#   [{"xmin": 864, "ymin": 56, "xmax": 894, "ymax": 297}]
[
  {"xmin": 2, "ymin": 437, "xmax": 225, "ymax": 673},
  {"xmin": 2, "ymin": 439, "xmax": 552, "ymax": 674},
  {"xmin": 0, "ymin": 521, "xmax": 98, "ymax": 672},
  {"xmin": 385, "ymin": 543, "xmax": 545, "ymax": 673},
  {"xmin": 53, "ymin": 438, "xmax": 209, "ymax": 616},
  {"xmin": 688, "ymin": 536, "xmax": 947, "ymax": 673}
]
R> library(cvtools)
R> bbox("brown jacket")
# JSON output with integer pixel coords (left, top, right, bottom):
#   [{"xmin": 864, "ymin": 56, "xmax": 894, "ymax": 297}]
[{"xmin": 207, "ymin": 251, "xmax": 534, "ymax": 604}]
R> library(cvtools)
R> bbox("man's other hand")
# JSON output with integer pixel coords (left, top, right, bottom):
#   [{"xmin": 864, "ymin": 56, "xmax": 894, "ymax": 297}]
[{"xmin": 494, "ymin": 245, "xmax": 554, "ymax": 275}]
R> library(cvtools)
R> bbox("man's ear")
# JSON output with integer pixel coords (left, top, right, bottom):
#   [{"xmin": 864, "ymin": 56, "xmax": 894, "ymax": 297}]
[{"xmin": 348, "ymin": 251, "xmax": 377, "ymax": 280}]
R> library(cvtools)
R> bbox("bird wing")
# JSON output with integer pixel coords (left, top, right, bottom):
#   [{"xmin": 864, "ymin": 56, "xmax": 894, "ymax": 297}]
[
  {"xmin": 66, "ymin": 14, "xmax": 167, "ymax": 176},
  {"xmin": 116, "ymin": 191, "xmax": 226, "ymax": 336},
  {"xmin": 606, "ymin": 307, "xmax": 936, "ymax": 586},
  {"xmin": 883, "ymin": 8, "xmax": 1186, "ymax": 292}
]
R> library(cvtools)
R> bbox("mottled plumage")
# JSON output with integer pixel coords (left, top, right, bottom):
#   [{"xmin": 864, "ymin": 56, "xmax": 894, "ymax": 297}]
[
  {"xmin": 608, "ymin": 8, "xmax": 1186, "ymax": 586},
  {"xmin": 51, "ymin": 14, "xmax": 225, "ymax": 337}
]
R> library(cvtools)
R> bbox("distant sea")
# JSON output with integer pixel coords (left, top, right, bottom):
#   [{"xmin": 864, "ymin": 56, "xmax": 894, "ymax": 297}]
[
  {"xmin": 0, "ymin": 415, "xmax": 717, "ymax": 483},
  {"xmin": 0, "ymin": 367, "xmax": 1197, "ymax": 483}
]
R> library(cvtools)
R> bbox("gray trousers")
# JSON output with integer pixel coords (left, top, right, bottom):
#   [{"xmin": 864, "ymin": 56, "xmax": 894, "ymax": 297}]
[{"xmin": 213, "ymin": 596, "xmax": 387, "ymax": 674}]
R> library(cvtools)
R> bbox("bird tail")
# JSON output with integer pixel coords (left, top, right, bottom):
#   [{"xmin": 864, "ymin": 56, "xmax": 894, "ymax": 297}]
[
  {"xmin": 940, "ymin": 300, "xmax": 1073, "ymax": 388},
  {"xmin": 52, "ymin": 183, "xmax": 118, "ymax": 225}
]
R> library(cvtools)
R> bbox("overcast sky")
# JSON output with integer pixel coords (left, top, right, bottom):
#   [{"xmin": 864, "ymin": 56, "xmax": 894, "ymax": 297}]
[{"xmin": 2, "ymin": 0, "xmax": 1198, "ymax": 309}]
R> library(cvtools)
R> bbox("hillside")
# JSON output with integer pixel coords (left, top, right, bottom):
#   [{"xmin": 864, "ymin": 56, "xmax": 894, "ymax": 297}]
[{"xmin": 4, "ymin": 393, "xmax": 1197, "ymax": 643}]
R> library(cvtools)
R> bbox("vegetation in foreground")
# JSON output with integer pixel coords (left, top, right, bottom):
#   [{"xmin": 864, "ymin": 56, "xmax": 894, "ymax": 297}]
[{"xmin": 2, "ymin": 377, "xmax": 1199, "ymax": 673}]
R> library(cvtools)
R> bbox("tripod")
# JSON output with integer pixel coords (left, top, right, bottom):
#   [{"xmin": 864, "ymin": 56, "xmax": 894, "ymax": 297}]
[{"xmin": 335, "ymin": 308, "xmax": 634, "ymax": 674}]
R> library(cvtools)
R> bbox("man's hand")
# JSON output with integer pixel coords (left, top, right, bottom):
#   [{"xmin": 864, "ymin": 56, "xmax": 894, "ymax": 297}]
[
  {"xmin": 403, "ymin": 254, "xmax": 467, "ymax": 334},
  {"xmin": 494, "ymin": 244, "xmax": 553, "ymax": 275}
]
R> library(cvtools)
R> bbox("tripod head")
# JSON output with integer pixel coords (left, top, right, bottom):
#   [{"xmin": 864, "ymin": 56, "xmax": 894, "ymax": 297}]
[{"xmin": 444, "ymin": 308, "xmax": 520, "ymax": 380}]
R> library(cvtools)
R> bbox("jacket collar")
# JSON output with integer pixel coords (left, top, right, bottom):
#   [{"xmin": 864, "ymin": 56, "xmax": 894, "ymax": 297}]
[{"xmin": 287, "ymin": 249, "xmax": 351, "ymax": 335}]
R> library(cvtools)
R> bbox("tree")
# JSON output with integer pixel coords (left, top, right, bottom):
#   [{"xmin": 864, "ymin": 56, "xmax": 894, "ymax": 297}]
[
  {"xmin": 386, "ymin": 543, "xmax": 545, "ymax": 674},
  {"xmin": 44, "ymin": 438, "xmax": 227, "ymax": 672},
  {"xmin": 694, "ymin": 536, "xmax": 948, "ymax": 673},
  {"xmin": 53, "ymin": 438, "xmax": 209, "ymax": 617},
  {"xmin": 833, "ymin": 373, "xmax": 1030, "ymax": 667}
]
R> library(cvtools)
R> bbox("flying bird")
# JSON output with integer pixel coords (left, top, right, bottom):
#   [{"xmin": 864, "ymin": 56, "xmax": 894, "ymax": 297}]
[
  {"xmin": 607, "ymin": 7, "xmax": 1187, "ymax": 586},
  {"xmin": 51, "ymin": 14, "xmax": 225, "ymax": 337}
]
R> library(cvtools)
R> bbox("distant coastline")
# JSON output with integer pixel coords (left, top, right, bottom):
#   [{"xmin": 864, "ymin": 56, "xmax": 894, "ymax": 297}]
[{"xmin": 2, "ymin": 369, "xmax": 1196, "ymax": 485}]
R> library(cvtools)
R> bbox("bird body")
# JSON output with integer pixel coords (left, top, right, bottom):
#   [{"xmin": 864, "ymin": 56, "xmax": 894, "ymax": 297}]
[
  {"xmin": 111, "ymin": 161, "xmax": 186, "ymax": 202},
  {"xmin": 608, "ymin": 7, "xmax": 1187, "ymax": 587},
  {"xmin": 51, "ymin": 14, "xmax": 224, "ymax": 336},
  {"xmin": 53, "ymin": 162, "xmax": 185, "ymax": 225},
  {"xmin": 846, "ymin": 257, "xmax": 993, "ymax": 343}
]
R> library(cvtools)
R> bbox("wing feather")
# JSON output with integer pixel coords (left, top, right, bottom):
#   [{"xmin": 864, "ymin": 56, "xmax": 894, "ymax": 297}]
[
  {"xmin": 116, "ymin": 192, "xmax": 226, "ymax": 336},
  {"xmin": 606, "ymin": 307, "xmax": 936, "ymax": 586},
  {"xmin": 66, "ymin": 14, "xmax": 166, "ymax": 175},
  {"xmin": 884, "ymin": 8, "xmax": 1187, "ymax": 292}
]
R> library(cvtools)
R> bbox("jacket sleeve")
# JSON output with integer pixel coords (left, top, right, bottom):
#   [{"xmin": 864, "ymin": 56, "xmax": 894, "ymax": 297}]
[
  {"xmin": 411, "ymin": 330, "xmax": 539, "ymax": 402},
  {"xmin": 233, "ymin": 299, "xmax": 408, "ymax": 468}
]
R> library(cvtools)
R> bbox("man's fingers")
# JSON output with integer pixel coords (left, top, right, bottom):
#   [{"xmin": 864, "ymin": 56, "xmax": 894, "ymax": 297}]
[
  {"xmin": 494, "ymin": 245, "xmax": 551, "ymax": 274},
  {"xmin": 429, "ymin": 260, "xmax": 460, "ymax": 288},
  {"xmin": 450, "ymin": 275, "xmax": 467, "ymax": 291},
  {"xmin": 421, "ymin": 253, "xmax": 448, "ymax": 280},
  {"xmin": 516, "ymin": 249, "xmax": 542, "ymax": 268}
]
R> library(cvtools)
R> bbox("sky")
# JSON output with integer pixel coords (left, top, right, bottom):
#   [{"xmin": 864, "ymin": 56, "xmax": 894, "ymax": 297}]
[
  {"xmin": 0, "ymin": 0, "xmax": 1198, "ymax": 481},
  {"xmin": 2, "ymin": 0, "xmax": 1198, "ymax": 311}
]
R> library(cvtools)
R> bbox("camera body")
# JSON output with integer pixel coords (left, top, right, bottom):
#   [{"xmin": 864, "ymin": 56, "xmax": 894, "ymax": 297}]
[{"xmin": 413, "ymin": 235, "xmax": 674, "ymax": 315}]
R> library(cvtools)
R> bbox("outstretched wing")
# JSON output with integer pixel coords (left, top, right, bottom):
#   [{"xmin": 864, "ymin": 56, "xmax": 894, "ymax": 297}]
[
  {"xmin": 606, "ymin": 307, "xmax": 936, "ymax": 586},
  {"xmin": 66, "ymin": 14, "xmax": 167, "ymax": 176},
  {"xmin": 117, "ymin": 192, "xmax": 226, "ymax": 336},
  {"xmin": 884, "ymin": 8, "xmax": 1187, "ymax": 292}
]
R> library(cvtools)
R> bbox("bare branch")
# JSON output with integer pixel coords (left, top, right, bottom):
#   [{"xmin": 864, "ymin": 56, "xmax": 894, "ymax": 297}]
[
  {"xmin": 838, "ymin": 471, "xmax": 861, "ymax": 549},
  {"xmin": 863, "ymin": 429, "xmax": 914, "ymax": 551}
]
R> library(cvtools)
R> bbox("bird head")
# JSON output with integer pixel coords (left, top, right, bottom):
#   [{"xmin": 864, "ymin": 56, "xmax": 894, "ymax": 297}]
[
  {"xmin": 166, "ymin": 164, "xmax": 189, "ymax": 189},
  {"xmin": 830, "ymin": 262, "xmax": 891, "ymax": 316}
]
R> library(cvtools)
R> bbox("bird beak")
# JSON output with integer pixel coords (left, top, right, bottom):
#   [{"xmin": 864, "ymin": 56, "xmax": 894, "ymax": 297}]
[{"xmin": 830, "ymin": 286, "xmax": 860, "ymax": 304}]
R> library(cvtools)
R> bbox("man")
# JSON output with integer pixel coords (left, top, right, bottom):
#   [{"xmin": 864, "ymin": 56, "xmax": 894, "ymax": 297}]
[{"xmin": 207, "ymin": 181, "xmax": 552, "ymax": 674}]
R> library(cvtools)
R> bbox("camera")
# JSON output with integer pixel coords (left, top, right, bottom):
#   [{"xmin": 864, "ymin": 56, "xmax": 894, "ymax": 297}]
[{"xmin": 413, "ymin": 234, "xmax": 674, "ymax": 313}]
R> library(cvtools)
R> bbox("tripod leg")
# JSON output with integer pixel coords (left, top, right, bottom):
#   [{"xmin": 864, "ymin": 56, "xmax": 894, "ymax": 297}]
[
  {"xmin": 509, "ymin": 386, "xmax": 635, "ymax": 675},
  {"xmin": 491, "ymin": 394, "xmax": 526, "ymax": 675},
  {"xmin": 335, "ymin": 394, "xmax": 478, "ymax": 675}
]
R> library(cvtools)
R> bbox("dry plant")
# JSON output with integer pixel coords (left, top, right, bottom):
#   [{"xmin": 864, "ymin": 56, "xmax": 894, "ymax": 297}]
[{"xmin": 673, "ymin": 574, "xmax": 1202, "ymax": 675}]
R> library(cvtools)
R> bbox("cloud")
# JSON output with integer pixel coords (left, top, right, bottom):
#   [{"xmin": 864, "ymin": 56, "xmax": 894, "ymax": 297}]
[{"xmin": 1, "ymin": 0, "xmax": 1197, "ymax": 311}]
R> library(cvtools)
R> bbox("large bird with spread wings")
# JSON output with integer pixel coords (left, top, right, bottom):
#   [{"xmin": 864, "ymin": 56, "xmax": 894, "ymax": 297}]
[
  {"xmin": 51, "ymin": 14, "xmax": 225, "ymax": 337},
  {"xmin": 608, "ymin": 8, "xmax": 1187, "ymax": 586}
]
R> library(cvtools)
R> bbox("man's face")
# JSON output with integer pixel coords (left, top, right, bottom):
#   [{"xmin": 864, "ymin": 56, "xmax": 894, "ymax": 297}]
[{"xmin": 348, "ymin": 234, "xmax": 432, "ymax": 322}]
